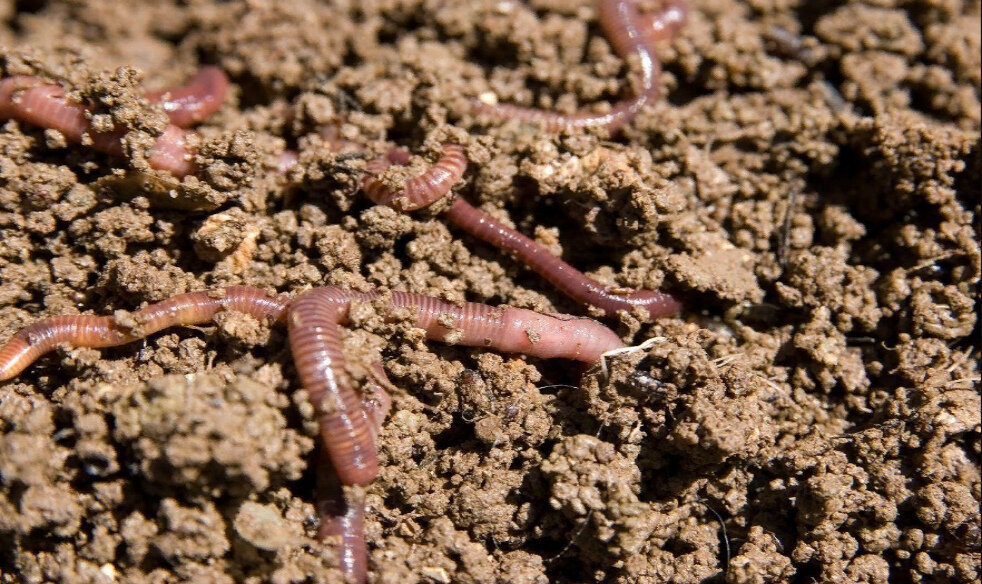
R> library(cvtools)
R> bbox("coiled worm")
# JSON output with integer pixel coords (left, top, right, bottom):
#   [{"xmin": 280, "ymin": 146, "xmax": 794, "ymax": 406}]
[{"xmin": 0, "ymin": 67, "xmax": 229, "ymax": 176}]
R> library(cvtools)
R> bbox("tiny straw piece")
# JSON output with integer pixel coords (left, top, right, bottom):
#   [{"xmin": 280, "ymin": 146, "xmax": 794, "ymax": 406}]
[{"xmin": 599, "ymin": 336, "xmax": 667, "ymax": 380}]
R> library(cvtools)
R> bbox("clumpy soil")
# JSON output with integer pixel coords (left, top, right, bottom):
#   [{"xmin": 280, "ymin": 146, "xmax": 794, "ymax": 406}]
[{"xmin": 0, "ymin": 0, "xmax": 979, "ymax": 583}]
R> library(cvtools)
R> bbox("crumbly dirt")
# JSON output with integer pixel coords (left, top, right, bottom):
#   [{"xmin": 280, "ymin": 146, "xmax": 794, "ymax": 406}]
[{"xmin": 0, "ymin": 1, "xmax": 979, "ymax": 583}]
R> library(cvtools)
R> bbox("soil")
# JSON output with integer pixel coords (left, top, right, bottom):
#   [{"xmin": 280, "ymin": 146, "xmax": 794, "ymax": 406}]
[{"xmin": 0, "ymin": 1, "xmax": 979, "ymax": 583}]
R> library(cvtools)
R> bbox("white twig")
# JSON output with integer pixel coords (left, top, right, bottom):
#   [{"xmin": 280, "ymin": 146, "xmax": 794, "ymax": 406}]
[{"xmin": 599, "ymin": 336, "xmax": 666, "ymax": 380}]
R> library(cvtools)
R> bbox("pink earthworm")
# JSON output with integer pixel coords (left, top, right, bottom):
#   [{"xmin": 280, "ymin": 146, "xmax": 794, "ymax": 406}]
[
  {"xmin": 315, "ymin": 450, "xmax": 369, "ymax": 583},
  {"xmin": 143, "ymin": 66, "xmax": 229, "ymax": 128},
  {"xmin": 470, "ymin": 0, "xmax": 686, "ymax": 132},
  {"xmin": 0, "ymin": 286, "xmax": 289, "ymax": 381},
  {"xmin": 315, "ymin": 368, "xmax": 392, "ymax": 584},
  {"xmin": 0, "ymin": 67, "xmax": 229, "ymax": 177},
  {"xmin": 361, "ymin": 144, "xmax": 468, "ymax": 211},
  {"xmin": 288, "ymin": 286, "xmax": 624, "ymax": 486},
  {"xmin": 0, "ymin": 284, "xmax": 623, "ymax": 582},
  {"xmin": 1, "ymin": 285, "xmax": 623, "ymax": 476},
  {"xmin": 638, "ymin": 0, "xmax": 689, "ymax": 46},
  {"xmin": 355, "ymin": 143, "xmax": 682, "ymax": 318},
  {"xmin": 443, "ymin": 198, "xmax": 682, "ymax": 318}
]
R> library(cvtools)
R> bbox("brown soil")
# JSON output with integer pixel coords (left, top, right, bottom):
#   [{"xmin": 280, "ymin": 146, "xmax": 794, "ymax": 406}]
[{"xmin": 0, "ymin": 1, "xmax": 979, "ymax": 583}]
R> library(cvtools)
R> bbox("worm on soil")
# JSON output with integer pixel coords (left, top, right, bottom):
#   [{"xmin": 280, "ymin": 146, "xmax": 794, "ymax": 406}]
[
  {"xmin": 638, "ymin": 0, "xmax": 689, "ymax": 45},
  {"xmin": 470, "ymin": 0, "xmax": 687, "ymax": 132},
  {"xmin": 360, "ymin": 144, "xmax": 681, "ymax": 318},
  {"xmin": 315, "ymin": 450, "xmax": 369, "ymax": 583},
  {"xmin": 362, "ymin": 144, "xmax": 468, "ymax": 211},
  {"xmin": 442, "ymin": 197, "xmax": 682, "ymax": 319},
  {"xmin": 314, "ymin": 368, "xmax": 392, "ymax": 584},
  {"xmin": 144, "ymin": 66, "xmax": 229, "ymax": 128},
  {"xmin": 0, "ymin": 284, "xmax": 623, "ymax": 580},
  {"xmin": 0, "ymin": 67, "xmax": 229, "ymax": 177},
  {"xmin": 0, "ymin": 286, "xmax": 289, "ymax": 381},
  {"xmin": 0, "ymin": 285, "xmax": 624, "ymax": 479}
]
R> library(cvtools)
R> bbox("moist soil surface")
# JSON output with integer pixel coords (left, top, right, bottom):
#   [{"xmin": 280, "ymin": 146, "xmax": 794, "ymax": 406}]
[{"xmin": 0, "ymin": 1, "xmax": 979, "ymax": 583}]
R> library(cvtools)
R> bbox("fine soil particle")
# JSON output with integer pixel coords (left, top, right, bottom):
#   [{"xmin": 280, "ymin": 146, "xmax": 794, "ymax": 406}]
[{"xmin": 0, "ymin": 1, "xmax": 979, "ymax": 583}]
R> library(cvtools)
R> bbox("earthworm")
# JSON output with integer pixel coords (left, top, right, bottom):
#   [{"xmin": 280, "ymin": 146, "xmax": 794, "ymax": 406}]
[
  {"xmin": 442, "ymin": 198, "xmax": 682, "ymax": 318},
  {"xmin": 0, "ymin": 286, "xmax": 288, "ymax": 381},
  {"xmin": 470, "ymin": 0, "xmax": 673, "ymax": 132},
  {"xmin": 286, "ymin": 288, "xmax": 380, "ymax": 486},
  {"xmin": 288, "ymin": 285, "xmax": 625, "ymax": 484},
  {"xmin": 358, "ymin": 143, "xmax": 681, "ymax": 318},
  {"xmin": 0, "ymin": 283, "xmax": 624, "ymax": 582},
  {"xmin": 314, "ymin": 369, "xmax": 392, "ymax": 584},
  {"xmin": 638, "ymin": 0, "xmax": 689, "ymax": 45},
  {"xmin": 362, "ymin": 144, "xmax": 468, "ymax": 211},
  {"xmin": 315, "ymin": 449, "xmax": 369, "ymax": 583},
  {"xmin": 143, "ymin": 66, "xmax": 229, "ymax": 128},
  {"xmin": 1, "ymin": 284, "xmax": 623, "ymax": 473},
  {"xmin": 0, "ymin": 68, "xmax": 225, "ymax": 177}
]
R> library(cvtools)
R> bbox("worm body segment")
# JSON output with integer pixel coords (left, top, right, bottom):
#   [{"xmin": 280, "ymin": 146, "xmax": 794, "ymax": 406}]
[
  {"xmin": 443, "ymin": 198, "xmax": 682, "ymax": 319},
  {"xmin": 144, "ymin": 66, "xmax": 229, "ymax": 128},
  {"xmin": 362, "ymin": 144, "xmax": 468, "ymax": 211},
  {"xmin": 315, "ymin": 449, "xmax": 368, "ymax": 583},
  {"xmin": 0, "ymin": 287, "xmax": 288, "ymax": 381}
]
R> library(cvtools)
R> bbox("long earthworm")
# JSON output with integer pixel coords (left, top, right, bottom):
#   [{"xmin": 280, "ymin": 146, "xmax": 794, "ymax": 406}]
[
  {"xmin": 0, "ymin": 285, "xmax": 623, "ymax": 480},
  {"xmin": 470, "ymin": 0, "xmax": 686, "ymax": 133},
  {"xmin": 0, "ymin": 286, "xmax": 290, "ymax": 381},
  {"xmin": 0, "ymin": 285, "xmax": 624, "ymax": 582},
  {"xmin": 359, "ymin": 144, "xmax": 682, "ymax": 318},
  {"xmin": 442, "ymin": 197, "xmax": 682, "ymax": 318},
  {"xmin": 0, "ymin": 67, "xmax": 229, "ymax": 176}
]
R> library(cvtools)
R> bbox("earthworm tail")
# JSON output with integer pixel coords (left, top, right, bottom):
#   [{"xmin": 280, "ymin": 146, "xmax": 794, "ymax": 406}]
[
  {"xmin": 313, "ymin": 365, "xmax": 391, "ymax": 584},
  {"xmin": 315, "ymin": 449, "xmax": 368, "ymax": 584},
  {"xmin": 362, "ymin": 144, "xmax": 468, "ymax": 211},
  {"xmin": 0, "ymin": 286, "xmax": 289, "ymax": 381},
  {"xmin": 144, "ymin": 66, "xmax": 229, "ymax": 128},
  {"xmin": 442, "ymin": 198, "xmax": 681, "ymax": 319}
]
